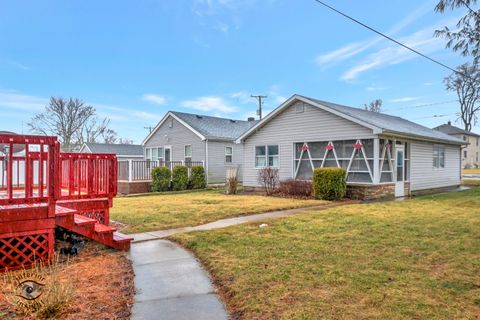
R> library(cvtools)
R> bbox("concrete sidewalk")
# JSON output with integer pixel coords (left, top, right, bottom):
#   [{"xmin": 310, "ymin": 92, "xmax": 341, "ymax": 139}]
[
  {"xmin": 130, "ymin": 240, "xmax": 228, "ymax": 320},
  {"xmin": 131, "ymin": 203, "xmax": 347, "ymax": 243}
]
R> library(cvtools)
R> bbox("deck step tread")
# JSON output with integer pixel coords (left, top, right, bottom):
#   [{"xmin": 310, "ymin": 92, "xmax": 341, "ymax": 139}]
[
  {"xmin": 74, "ymin": 214, "xmax": 97, "ymax": 226},
  {"xmin": 55, "ymin": 205, "xmax": 77, "ymax": 216},
  {"xmin": 94, "ymin": 224, "xmax": 116, "ymax": 233},
  {"xmin": 113, "ymin": 232, "xmax": 133, "ymax": 243}
]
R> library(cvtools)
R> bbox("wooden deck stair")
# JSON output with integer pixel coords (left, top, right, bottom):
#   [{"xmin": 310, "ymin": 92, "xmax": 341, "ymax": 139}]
[{"xmin": 55, "ymin": 205, "xmax": 132, "ymax": 251}]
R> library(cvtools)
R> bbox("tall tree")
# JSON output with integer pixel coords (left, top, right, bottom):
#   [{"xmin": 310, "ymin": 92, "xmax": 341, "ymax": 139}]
[
  {"xmin": 28, "ymin": 97, "xmax": 118, "ymax": 151},
  {"xmin": 434, "ymin": 0, "xmax": 480, "ymax": 60},
  {"xmin": 364, "ymin": 99, "xmax": 383, "ymax": 113},
  {"xmin": 444, "ymin": 63, "xmax": 480, "ymax": 131}
]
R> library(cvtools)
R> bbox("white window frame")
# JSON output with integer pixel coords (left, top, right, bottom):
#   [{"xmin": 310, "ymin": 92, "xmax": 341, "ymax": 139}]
[
  {"xmin": 254, "ymin": 144, "xmax": 279, "ymax": 168},
  {"xmin": 145, "ymin": 148, "xmax": 151, "ymax": 160},
  {"xmin": 157, "ymin": 147, "xmax": 164, "ymax": 161},
  {"xmin": 184, "ymin": 144, "xmax": 192, "ymax": 161},
  {"xmin": 225, "ymin": 146, "xmax": 233, "ymax": 163},
  {"xmin": 433, "ymin": 145, "xmax": 445, "ymax": 169}
]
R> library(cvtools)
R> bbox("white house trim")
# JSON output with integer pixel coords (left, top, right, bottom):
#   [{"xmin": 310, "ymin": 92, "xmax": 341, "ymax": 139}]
[
  {"xmin": 142, "ymin": 112, "xmax": 206, "ymax": 145},
  {"xmin": 79, "ymin": 143, "xmax": 92, "ymax": 153}
]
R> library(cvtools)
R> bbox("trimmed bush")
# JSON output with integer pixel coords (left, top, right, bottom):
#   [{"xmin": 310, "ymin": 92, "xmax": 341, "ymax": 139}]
[
  {"xmin": 151, "ymin": 167, "xmax": 171, "ymax": 192},
  {"xmin": 278, "ymin": 180, "xmax": 312, "ymax": 198},
  {"xmin": 312, "ymin": 167, "xmax": 347, "ymax": 200},
  {"xmin": 172, "ymin": 166, "xmax": 189, "ymax": 191},
  {"xmin": 190, "ymin": 166, "xmax": 206, "ymax": 189}
]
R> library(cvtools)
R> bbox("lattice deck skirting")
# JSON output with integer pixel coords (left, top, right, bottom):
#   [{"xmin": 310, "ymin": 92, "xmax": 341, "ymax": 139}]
[
  {"xmin": 78, "ymin": 209, "xmax": 109, "ymax": 225},
  {"xmin": 0, "ymin": 229, "xmax": 54, "ymax": 271}
]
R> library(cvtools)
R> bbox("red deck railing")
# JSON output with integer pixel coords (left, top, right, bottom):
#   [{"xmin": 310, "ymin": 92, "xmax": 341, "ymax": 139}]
[
  {"xmin": 0, "ymin": 134, "xmax": 58, "ymax": 207},
  {"xmin": 58, "ymin": 153, "xmax": 117, "ymax": 200}
]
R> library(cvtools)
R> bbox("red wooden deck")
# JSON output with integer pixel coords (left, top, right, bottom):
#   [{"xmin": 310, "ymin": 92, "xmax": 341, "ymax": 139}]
[{"xmin": 0, "ymin": 134, "xmax": 132, "ymax": 271}]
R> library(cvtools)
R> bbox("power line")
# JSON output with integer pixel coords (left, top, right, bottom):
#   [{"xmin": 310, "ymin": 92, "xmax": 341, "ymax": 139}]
[
  {"xmin": 412, "ymin": 112, "xmax": 459, "ymax": 120},
  {"xmin": 312, "ymin": 0, "xmax": 460, "ymax": 74},
  {"xmin": 383, "ymin": 100, "xmax": 457, "ymax": 112}
]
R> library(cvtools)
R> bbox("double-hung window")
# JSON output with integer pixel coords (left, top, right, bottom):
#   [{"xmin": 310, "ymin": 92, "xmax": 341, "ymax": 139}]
[
  {"xmin": 225, "ymin": 146, "xmax": 233, "ymax": 163},
  {"xmin": 145, "ymin": 148, "xmax": 151, "ymax": 160},
  {"xmin": 433, "ymin": 145, "xmax": 445, "ymax": 168},
  {"xmin": 184, "ymin": 145, "xmax": 192, "ymax": 162},
  {"xmin": 255, "ymin": 145, "xmax": 279, "ymax": 168}
]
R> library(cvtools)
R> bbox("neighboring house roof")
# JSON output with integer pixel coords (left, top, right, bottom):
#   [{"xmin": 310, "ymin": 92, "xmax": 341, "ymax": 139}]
[
  {"xmin": 434, "ymin": 122, "xmax": 480, "ymax": 137},
  {"xmin": 80, "ymin": 143, "xmax": 144, "ymax": 157},
  {"xmin": 236, "ymin": 94, "xmax": 465, "ymax": 145},
  {"xmin": 143, "ymin": 111, "xmax": 259, "ymax": 144}
]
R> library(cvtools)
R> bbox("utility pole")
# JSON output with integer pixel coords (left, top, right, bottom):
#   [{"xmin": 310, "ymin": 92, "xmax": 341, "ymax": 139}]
[
  {"xmin": 251, "ymin": 95, "xmax": 267, "ymax": 120},
  {"xmin": 144, "ymin": 126, "xmax": 154, "ymax": 133}
]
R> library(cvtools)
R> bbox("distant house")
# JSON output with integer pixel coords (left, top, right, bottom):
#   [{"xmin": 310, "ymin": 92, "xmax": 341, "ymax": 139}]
[
  {"xmin": 142, "ymin": 111, "xmax": 258, "ymax": 183},
  {"xmin": 434, "ymin": 121, "xmax": 480, "ymax": 168},
  {"xmin": 79, "ymin": 143, "xmax": 144, "ymax": 161},
  {"xmin": 236, "ymin": 94, "xmax": 465, "ymax": 199}
]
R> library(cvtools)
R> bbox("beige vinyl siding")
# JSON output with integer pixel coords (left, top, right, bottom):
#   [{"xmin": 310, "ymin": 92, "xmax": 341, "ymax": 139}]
[
  {"xmin": 243, "ymin": 101, "xmax": 376, "ymax": 186},
  {"xmin": 144, "ymin": 115, "xmax": 206, "ymax": 162},
  {"xmin": 207, "ymin": 141, "xmax": 244, "ymax": 183},
  {"xmin": 410, "ymin": 141, "xmax": 461, "ymax": 191}
]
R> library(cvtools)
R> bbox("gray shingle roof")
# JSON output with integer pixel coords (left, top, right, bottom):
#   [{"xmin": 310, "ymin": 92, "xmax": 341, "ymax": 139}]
[
  {"xmin": 83, "ymin": 143, "xmax": 143, "ymax": 156},
  {"xmin": 434, "ymin": 123, "xmax": 480, "ymax": 137},
  {"xmin": 301, "ymin": 96, "xmax": 465, "ymax": 145},
  {"xmin": 171, "ymin": 111, "xmax": 258, "ymax": 140}
]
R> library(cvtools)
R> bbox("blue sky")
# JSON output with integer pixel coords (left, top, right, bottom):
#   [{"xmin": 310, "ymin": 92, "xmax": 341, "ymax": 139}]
[{"xmin": 0, "ymin": 0, "xmax": 473, "ymax": 143}]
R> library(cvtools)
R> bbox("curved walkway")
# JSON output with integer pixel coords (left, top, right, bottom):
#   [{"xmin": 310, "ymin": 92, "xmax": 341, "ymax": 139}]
[
  {"xmin": 131, "ymin": 202, "xmax": 350, "ymax": 242},
  {"xmin": 130, "ymin": 239, "xmax": 228, "ymax": 320}
]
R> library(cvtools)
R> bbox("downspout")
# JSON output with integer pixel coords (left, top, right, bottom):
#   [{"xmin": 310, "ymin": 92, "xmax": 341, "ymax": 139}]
[{"xmin": 205, "ymin": 139, "xmax": 209, "ymax": 184}]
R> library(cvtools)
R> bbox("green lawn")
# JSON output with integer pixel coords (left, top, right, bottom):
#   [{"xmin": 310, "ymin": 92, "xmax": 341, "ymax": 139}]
[
  {"xmin": 173, "ymin": 188, "xmax": 480, "ymax": 319},
  {"xmin": 110, "ymin": 189, "xmax": 323, "ymax": 233}
]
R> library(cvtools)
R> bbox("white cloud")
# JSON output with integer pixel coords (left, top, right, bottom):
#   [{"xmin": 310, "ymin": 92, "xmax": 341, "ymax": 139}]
[
  {"xmin": 423, "ymin": 82, "xmax": 436, "ymax": 86},
  {"xmin": 366, "ymin": 86, "xmax": 385, "ymax": 91},
  {"xmin": 142, "ymin": 94, "xmax": 167, "ymax": 105},
  {"xmin": 181, "ymin": 96, "xmax": 237, "ymax": 113},
  {"xmin": 0, "ymin": 91, "xmax": 47, "ymax": 111},
  {"xmin": 8, "ymin": 61, "xmax": 29, "ymax": 71},
  {"xmin": 340, "ymin": 17, "xmax": 458, "ymax": 81},
  {"xmin": 315, "ymin": 1, "xmax": 434, "ymax": 67},
  {"xmin": 231, "ymin": 91, "xmax": 252, "ymax": 104},
  {"xmin": 390, "ymin": 96, "xmax": 420, "ymax": 103}
]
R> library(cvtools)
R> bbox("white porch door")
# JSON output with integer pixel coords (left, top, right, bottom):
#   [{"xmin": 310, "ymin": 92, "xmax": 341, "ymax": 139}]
[{"xmin": 395, "ymin": 146, "xmax": 405, "ymax": 197}]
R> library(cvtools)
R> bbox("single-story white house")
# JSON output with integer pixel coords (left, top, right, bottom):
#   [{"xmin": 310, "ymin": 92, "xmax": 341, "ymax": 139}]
[
  {"xmin": 142, "ymin": 111, "xmax": 258, "ymax": 183},
  {"xmin": 235, "ymin": 94, "xmax": 465, "ymax": 199}
]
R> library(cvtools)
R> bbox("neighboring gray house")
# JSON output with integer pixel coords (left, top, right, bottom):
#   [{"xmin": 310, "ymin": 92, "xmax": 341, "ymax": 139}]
[
  {"xmin": 142, "ymin": 111, "xmax": 257, "ymax": 183},
  {"xmin": 79, "ymin": 143, "xmax": 144, "ymax": 161},
  {"xmin": 236, "ymin": 94, "xmax": 465, "ymax": 199},
  {"xmin": 434, "ymin": 121, "xmax": 480, "ymax": 168}
]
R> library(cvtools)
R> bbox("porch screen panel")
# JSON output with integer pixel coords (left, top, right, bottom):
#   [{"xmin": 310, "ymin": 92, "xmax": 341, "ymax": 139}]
[{"xmin": 294, "ymin": 139, "xmax": 374, "ymax": 183}]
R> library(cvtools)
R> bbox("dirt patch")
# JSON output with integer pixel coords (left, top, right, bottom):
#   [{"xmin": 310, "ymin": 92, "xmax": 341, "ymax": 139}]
[{"xmin": 0, "ymin": 241, "xmax": 134, "ymax": 320}]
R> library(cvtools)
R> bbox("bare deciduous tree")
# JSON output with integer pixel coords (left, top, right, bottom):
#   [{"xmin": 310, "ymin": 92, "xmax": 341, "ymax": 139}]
[
  {"xmin": 29, "ymin": 97, "xmax": 95, "ymax": 151},
  {"xmin": 77, "ymin": 117, "xmax": 118, "ymax": 145},
  {"xmin": 434, "ymin": 0, "xmax": 480, "ymax": 61},
  {"xmin": 364, "ymin": 99, "xmax": 383, "ymax": 113},
  {"xmin": 28, "ymin": 97, "xmax": 120, "ymax": 151},
  {"xmin": 444, "ymin": 63, "xmax": 480, "ymax": 131}
]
